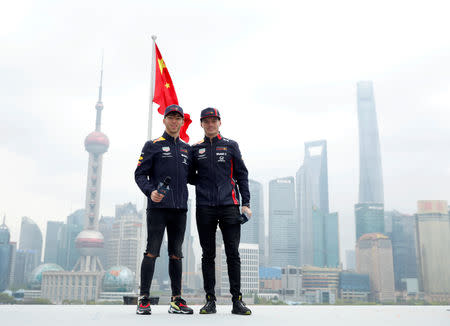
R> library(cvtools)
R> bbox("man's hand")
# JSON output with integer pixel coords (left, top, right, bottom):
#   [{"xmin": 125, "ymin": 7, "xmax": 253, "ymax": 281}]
[
  {"xmin": 242, "ymin": 206, "xmax": 252, "ymax": 219},
  {"xmin": 151, "ymin": 190, "xmax": 164, "ymax": 203}
]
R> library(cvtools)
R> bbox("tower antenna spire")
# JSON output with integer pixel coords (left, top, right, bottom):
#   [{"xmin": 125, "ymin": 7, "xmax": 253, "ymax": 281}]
[
  {"xmin": 98, "ymin": 50, "xmax": 104, "ymax": 103},
  {"xmin": 95, "ymin": 51, "xmax": 104, "ymax": 131}
]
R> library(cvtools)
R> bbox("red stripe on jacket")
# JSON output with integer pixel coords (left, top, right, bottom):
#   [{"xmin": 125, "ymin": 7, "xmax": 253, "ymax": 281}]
[{"xmin": 230, "ymin": 160, "xmax": 238, "ymax": 205}]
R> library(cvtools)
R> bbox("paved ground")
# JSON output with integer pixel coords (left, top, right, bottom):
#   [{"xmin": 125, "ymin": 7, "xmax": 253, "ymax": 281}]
[{"xmin": 1, "ymin": 305, "xmax": 449, "ymax": 326}]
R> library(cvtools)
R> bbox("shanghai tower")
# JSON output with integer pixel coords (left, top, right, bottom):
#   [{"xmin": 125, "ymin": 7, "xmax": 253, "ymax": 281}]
[
  {"xmin": 356, "ymin": 81, "xmax": 384, "ymax": 204},
  {"xmin": 355, "ymin": 81, "xmax": 385, "ymax": 240}
]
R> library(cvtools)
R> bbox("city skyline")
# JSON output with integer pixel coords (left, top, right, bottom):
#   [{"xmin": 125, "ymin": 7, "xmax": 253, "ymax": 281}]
[{"xmin": 2, "ymin": 0, "xmax": 450, "ymax": 263}]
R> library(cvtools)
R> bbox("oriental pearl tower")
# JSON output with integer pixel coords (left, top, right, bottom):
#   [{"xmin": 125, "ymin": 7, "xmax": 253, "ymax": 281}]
[{"xmin": 73, "ymin": 59, "xmax": 109, "ymax": 272}]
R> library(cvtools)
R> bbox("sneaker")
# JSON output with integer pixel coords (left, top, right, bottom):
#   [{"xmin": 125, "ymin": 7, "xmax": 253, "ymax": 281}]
[
  {"xmin": 168, "ymin": 296, "xmax": 194, "ymax": 314},
  {"xmin": 136, "ymin": 295, "xmax": 152, "ymax": 315},
  {"xmin": 232, "ymin": 295, "xmax": 251, "ymax": 315},
  {"xmin": 199, "ymin": 294, "xmax": 216, "ymax": 314}
]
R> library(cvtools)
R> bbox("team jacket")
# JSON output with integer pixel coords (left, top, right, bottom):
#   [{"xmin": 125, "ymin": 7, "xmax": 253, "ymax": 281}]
[
  {"xmin": 191, "ymin": 133, "xmax": 250, "ymax": 207},
  {"xmin": 135, "ymin": 131, "xmax": 192, "ymax": 210}
]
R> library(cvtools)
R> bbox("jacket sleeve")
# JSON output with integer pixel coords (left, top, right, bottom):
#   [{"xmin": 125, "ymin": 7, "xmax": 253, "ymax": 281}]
[
  {"xmin": 232, "ymin": 141, "xmax": 250, "ymax": 207},
  {"xmin": 134, "ymin": 141, "xmax": 156, "ymax": 197}
]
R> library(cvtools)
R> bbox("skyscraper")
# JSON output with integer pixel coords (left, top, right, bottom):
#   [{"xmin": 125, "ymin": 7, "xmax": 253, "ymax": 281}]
[
  {"xmin": 98, "ymin": 215, "xmax": 115, "ymax": 270},
  {"xmin": 56, "ymin": 209, "xmax": 84, "ymax": 270},
  {"xmin": 356, "ymin": 81, "xmax": 384, "ymax": 204},
  {"xmin": 182, "ymin": 199, "xmax": 196, "ymax": 290},
  {"xmin": 297, "ymin": 140, "xmax": 338, "ymax": 267},
  {"xmin": 415, "ymin": 200, "xmax": 450, "ymax": 302},
  {"xmin": 220, "ymin": 243, "xmax": 259, "ymax": 295},
  {"xmin": 356, "ymin": 233, "xmax": 395, "ymax": 303},
  {"xmin": 13, "ymin": 249, "xmax": 38, "ymax": 287},
  {"xmin": 241, "ymin": 179, "xmax": 265, "ymax": 266},
  {"xmin": 44, "ymin": 221, "xmax": 64, "ymax": 264},
  {"xmin": 18, "ymin": 216, "xmax": 43, "ymax": 266},
  {"xmin": 354, "ymin": 81, "xmax": 385, "ymax": 247},
  {"xmin": 0, "ymin": 216, "xmax": 11, "ymax": 291},
  {"xmin": 312, "ymin": 209, "xmax": 340, "ymax": 268},
  {"xmin": 385, "ymin": 210, "xmax": 418, "ymax": 291},
  {"xmin": 269, "ymin": 177, "xmax": 297, "ymax": 267},
  {"xmin": 107, "ymin": 203, "xmax": 143, "ymax": 286}
]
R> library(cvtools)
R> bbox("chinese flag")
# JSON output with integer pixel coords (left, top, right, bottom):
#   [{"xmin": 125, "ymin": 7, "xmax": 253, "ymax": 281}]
[{"xmin": 153, "ymin": 43, "xmax": 191, "ymax": 142}]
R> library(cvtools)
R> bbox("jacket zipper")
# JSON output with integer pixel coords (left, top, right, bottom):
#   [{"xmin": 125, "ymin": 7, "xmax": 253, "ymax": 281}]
[
  {"xmin": 210, "ymin": 138, "xmax": 216, "ymax": 205},
  {"xmin": 175, "ymin": 139, "xmax": 179, "ymax": 209}
]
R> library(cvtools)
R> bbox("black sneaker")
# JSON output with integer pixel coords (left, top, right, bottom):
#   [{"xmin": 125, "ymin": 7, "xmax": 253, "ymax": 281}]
[
  {"xmin": 199, "ymin": 294, "xmax": 216, "ymax": 314},
  {"xmin": 232, "ymin": 295, "xmax": 251, "ymax": 315},
  {"xmin": 136, "ymin": 295, "xmax": 151, "ymax": 315},
  {"xmin": 168, "ymin": 297, "xmax": 194, "ymax": 314}
]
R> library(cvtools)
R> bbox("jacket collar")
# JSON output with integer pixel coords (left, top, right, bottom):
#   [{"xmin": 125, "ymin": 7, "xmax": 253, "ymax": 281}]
[
  {"xmin": 163, "ymin": 131, "xmax": 180, "ymax": 143},
  {"xmin": 204, "ymin": 133, "xmax": 222, "ymax": 144}
]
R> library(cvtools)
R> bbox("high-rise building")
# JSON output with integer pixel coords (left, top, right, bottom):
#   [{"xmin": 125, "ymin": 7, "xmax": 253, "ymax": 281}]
[
  {"xmin": 182, "ymin": 200, "xmax": 196, "ymax": 290},
  {"xmin": 241, "ymin": 179, "xmax": 265, "ymax": 266},
  {"xmin": 220, "ymin": 243, "xmax": 259, "ymax": 295},
  {"xmin": 355, "ymin": 81, "xmax": 385, "ymax": 246},
  {"xmin": 356, "ymin": 233, "xmax": 395, "ymax": 303},
  {"xmin": 15, "ymin": 216, "xmax": 43, "ymax": 286},
  {"xmin": 18, "ymin": 216, "xmax": 43, "ymax": 267},
  {"xmin": 98, "ymin": 215, "xmax": 115, "ymax": 269},
  {"xmin": 268, "ymin": 177, "xmax": 297, "ymax": 267},
  {"xmin": 385, "ymin": 210, "xmax": 418, "ymax": 291},
  {"xmin": 297, "ymin": 140, "xmax": 339, "ymax": 267},
  {"xmin": 312, "ymin": 208, "xmax": 340, "ymax": 268},
  {"xmin": 44, "ymin": 221, "xmax": 63, "ymax": 264},
  {"xmin": 56, "ymin": 209, "xmax": 84, "ymax": 270},
  {"xmin": 8, "ymin": 242, "xmax": 16, "ymax": 287},
  {"xmin": 42, "ymin": 61, "xmax": 109, "ymax": 303},
  {"xmin": 107, "ymin": 203, "xmax": 143, "ymax": 287},
  {"xmin": 13, "ymin": 249, "xmax": 39, "ymax": 287},
  {"xmin": 415, "ymin": 200, "xmax": 450, "ymax": 302},
  {"xmin": 356, "ymin": 81, "xmax": 384, "ymax": 204},
  {"xmin": 355, "ymin": 203, "xmax": 385, "ymax": 241},
  {"xmin": 0, "ymin": 216, "xmax": 11, "ymax": 291}
]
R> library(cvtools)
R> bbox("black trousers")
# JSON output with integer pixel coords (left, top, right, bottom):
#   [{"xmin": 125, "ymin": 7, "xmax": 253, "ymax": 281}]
[
  {"xmin": 196, "ymin": 205, "xmax": 242, "ymax": 301},
  {"xmin": 140, "ymin": 208, "xmax": 186, "ymax": 297}
]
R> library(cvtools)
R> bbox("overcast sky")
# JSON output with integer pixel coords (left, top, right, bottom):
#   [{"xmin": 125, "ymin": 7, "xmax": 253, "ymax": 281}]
[{"xmin": 1, "ymin": 0, "xmax": 450, "ymax": 262}]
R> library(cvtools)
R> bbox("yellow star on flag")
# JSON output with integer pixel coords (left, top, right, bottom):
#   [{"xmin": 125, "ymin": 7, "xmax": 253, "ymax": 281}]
[
  {"xmin": 158, "ymin": 58, "xmax": 166, "ymax": 74},
  {"xmin": 165, "ymin": 83, "xmax": 170, "ymax": 88}
]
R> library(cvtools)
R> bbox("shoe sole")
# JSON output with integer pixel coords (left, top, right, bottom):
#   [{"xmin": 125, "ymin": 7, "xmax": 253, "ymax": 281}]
[
  {"xmin": 232, "ymin": 310, "xmax": 252, "ymax": 315},
  {"xmin": 200, "ymin": 310, "xmax": 216, "ymax": 314},
  {"xmin": 136, "ymin": 310, "xmax": 152, "ymax": 315},
  {"xmin": 168, "ymin": 306, "xmax": 193, "ymax": 314}
]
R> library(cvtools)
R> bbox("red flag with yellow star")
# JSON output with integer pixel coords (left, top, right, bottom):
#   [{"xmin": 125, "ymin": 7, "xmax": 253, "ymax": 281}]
[{"xmin": 153, "ymin": 43, "xmax": 191, "ymax": 142}]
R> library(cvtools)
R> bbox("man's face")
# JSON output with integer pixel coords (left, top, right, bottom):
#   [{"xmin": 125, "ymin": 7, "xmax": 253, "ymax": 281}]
[
  {"xmin": 201, "ymin": 117, "xmax": 221, "ymax": 137},
  {"xmin": 163, "ymin": 113, "xmax": 184, "ymax": 134}
]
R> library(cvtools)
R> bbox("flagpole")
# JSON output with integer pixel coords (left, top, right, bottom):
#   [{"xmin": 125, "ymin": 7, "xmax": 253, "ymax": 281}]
[{"xmin": 148, "ymin": 35, "xmax": 157, "ymax": 141}]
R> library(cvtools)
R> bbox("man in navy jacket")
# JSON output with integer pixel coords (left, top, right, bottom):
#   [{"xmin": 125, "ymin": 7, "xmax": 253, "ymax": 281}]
[
  {"xmin": 192, "ymin": 107, "xmax": 252, "ymax": 315},
  {"xmin": 135, "ymin": 104, "xmax": 193, "ymax": 315}
]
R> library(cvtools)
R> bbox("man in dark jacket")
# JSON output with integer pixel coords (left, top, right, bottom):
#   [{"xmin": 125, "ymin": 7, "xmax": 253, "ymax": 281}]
[
  {"xmin": 191, "ymin": 107, "xmax": 252, "ymax": 315},
  {"xmin": 135, "ymin": 104, "xmax": 193, "ymax": 315}
]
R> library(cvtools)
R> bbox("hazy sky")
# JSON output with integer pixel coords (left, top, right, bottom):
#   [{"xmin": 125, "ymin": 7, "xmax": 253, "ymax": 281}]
[{"xmin": 1, "ymin": 0, "xmax": 450, "ymax": 261}]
